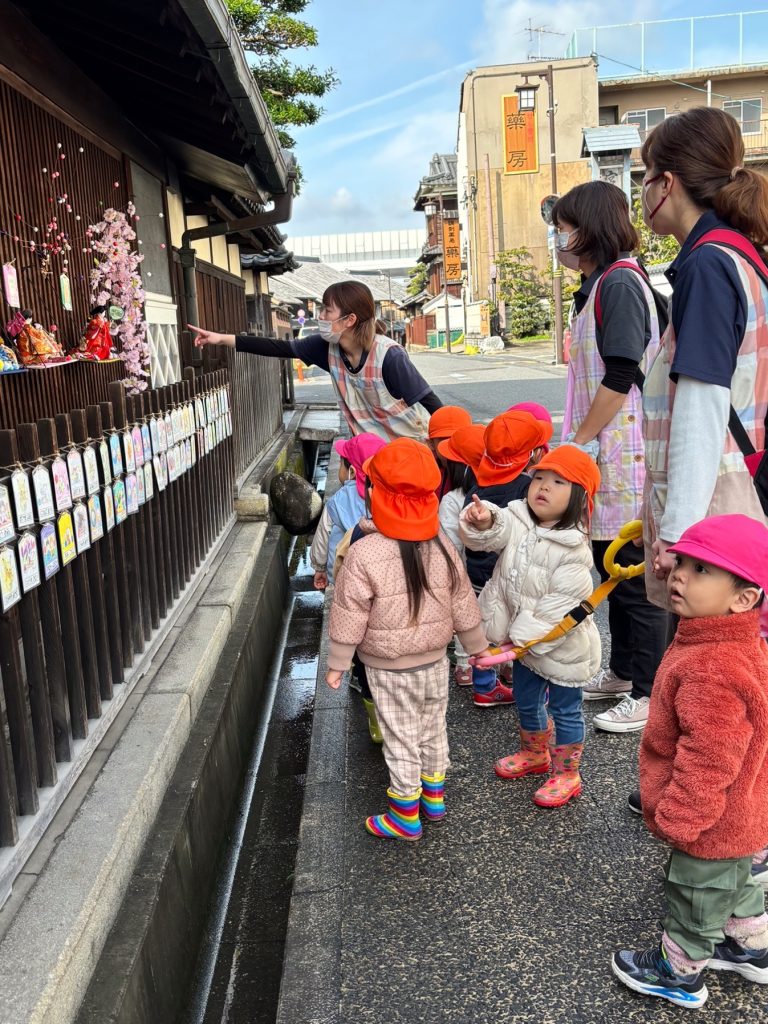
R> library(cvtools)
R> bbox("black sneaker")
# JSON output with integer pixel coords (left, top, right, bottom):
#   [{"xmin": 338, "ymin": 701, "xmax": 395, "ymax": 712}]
[
  {"xmin": 627, "ymin": 790, "xmax": 642, "ymax": 815},
  {"xmin": 708, "ymin": 935, "xmax": 768, "ymax": 983},
  {"xmin": 612, "ymin": 943, "xmax": 708, "ymax": 1009}
]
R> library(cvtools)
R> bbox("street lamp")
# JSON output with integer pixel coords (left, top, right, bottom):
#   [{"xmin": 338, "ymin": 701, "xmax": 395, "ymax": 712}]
[{"xmin": 515, "ymin": 67, "xmax": 564, "ymax": 365}]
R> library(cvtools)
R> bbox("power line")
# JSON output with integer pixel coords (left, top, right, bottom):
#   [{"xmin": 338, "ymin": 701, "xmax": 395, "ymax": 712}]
[{"xmin": 593, "ymin": 51, "xmax": 733, "ymax": 99}]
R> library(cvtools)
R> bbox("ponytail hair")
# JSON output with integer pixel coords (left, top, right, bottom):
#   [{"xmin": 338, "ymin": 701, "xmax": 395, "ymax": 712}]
[
  {"xmin": 398, "ymin": 534, "xmax": 459, "ymax": 625},
  {"xmin": 641, "ymin": 107, "xmax": 768, "ymax": 248}
]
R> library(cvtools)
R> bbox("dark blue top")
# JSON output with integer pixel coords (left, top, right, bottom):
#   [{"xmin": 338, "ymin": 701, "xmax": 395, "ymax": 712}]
[
  {"xmin": 462, "ymin": 476, "xmax": 532, "ymax": 591},
  {"xmin": 235, "ymin": 332, "xmax": 441, "ymax": 412},
  {"xmin": 664, "ymin": 210, "xmax": 748, "ymax": 389}
]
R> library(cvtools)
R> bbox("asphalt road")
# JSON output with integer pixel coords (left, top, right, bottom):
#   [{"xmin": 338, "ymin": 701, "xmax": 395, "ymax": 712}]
[{"xmin": 293, "ymin": 346, "xmax": 569, "ymax": 430}]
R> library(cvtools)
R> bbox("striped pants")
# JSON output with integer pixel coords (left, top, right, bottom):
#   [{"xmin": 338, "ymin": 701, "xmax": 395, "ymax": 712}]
[{"xmin": 365, "ymin": 656, "xmax": 450, "ymax": 795}]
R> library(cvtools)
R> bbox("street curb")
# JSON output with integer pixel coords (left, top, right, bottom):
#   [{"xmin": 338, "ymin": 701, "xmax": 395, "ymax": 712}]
[
  {"xmin": 276, "ymin": 445, "xmax": 347, "ymax": 1024},
  {"xmin": 74, "ymin": 526, "xmax": 290, "ymax": 1024}
]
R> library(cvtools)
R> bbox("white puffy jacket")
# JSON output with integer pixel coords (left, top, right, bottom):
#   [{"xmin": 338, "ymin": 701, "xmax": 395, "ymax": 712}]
[{"xmin": 460, "ymin": 499, "xmax": 601, "ymax": 687}]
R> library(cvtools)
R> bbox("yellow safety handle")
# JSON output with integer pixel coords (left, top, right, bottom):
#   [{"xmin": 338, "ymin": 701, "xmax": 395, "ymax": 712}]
[{"xmin": 603, "ymin": 519, "xmax": 645, "ymax": 580}]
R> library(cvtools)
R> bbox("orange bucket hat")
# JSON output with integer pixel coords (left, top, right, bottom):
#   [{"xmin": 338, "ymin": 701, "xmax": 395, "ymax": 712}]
[
  {"xmin": 529, "ymin": 446, "xmax": 602, "ymax": 516},
  {"xmin": 428, "ymin": 405, "xmax": 472, "ymax": 440},
  {"xmin": 475, "ymin": 411, "xmax": 553, "ymax": 487},
  {"xmin": 363, "ymin": 438, "xmax": 441, "ymax": 541},
  {"xmin": 437, "ymin": 424, "xmax": 486, "ymax": 468}
]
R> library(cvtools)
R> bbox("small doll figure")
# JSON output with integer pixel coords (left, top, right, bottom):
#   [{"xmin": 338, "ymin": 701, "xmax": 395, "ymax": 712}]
[
  {"xmin": 11, "ymin": 310, "xmax": 66, "ymax": 366},
  {"xmin": 79, "ymin": 305, "xmax": 114, "ymax": 361},
  {"xmin": 0, "ymin": 337, "xmax": 19, "ymax": 372}
]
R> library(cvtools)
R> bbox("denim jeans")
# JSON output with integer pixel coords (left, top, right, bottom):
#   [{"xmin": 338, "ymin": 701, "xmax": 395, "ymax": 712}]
[
  {"xmin": 512, "ymin": 660, "xmax": 585, "ymax": 744},
  {"xmin": 471, "ymin": 666, "xmax": 498, "ymax": 693}
]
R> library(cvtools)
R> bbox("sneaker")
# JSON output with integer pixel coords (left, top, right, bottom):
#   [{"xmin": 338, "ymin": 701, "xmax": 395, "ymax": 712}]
[
  {"xmin": 454, "ymin": 663, "xmax": 473, "ymax": 687},
  {"xmin": 708, "ymin": 935, "xmax": 768, "ymax": 983},
  {"xmin": 594, "ymin": 695, "xmax": 650, "ymax": 734},
  {"xmin": 611, "ymin": 944, "xmax": 708, "ymax": 1009},
  {"xmin": 752, "ymin": 849, "xmax": 768, "ymax": 888},
  {"xmin": 627, "ymin": 790, "xmax": 642, "ymax": 815},
  {"xmin": 473, "ymin": 680, "xmax": 515, "ymax": 708},
  {"xmin": 583, "ymin": 668, "xmax": 632, "ymax": 701},
  {"xmin": 498, "ymin": 661, "xmax": 514, "ymax": 685}
]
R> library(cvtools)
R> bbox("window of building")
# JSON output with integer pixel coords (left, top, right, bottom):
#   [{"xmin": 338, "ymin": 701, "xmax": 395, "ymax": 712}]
[
  {"xmin": 623, "ymin": 107, "xmax": 666, "ymax": 134},
  {"xmin": 724, "ymin": 98, "xmax": 762, "ymax": 135},
  {"xmin": 599, "ymin": 105, "xmax": 619, "ymax": 126}
]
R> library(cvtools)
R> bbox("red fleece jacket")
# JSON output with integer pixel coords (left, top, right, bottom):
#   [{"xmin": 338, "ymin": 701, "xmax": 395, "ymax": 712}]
[{"xmin": 640, "ymin": 609, "xmax": 768, "ymax": 860}]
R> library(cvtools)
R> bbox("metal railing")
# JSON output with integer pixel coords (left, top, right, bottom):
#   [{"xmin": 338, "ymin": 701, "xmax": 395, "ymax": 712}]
[{"xmin": 628, "ymin": 117, "xmax": 768, "ymax": 165}]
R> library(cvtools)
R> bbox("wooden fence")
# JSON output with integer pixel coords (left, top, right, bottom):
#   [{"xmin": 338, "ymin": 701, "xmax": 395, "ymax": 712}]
[
  {"xmin": 0, "ymin": 369, "xmax": 234, "ymax": 851},
  {"xmin": 0, "ymin": 359, "xmax": 125, "ymax": 431}
]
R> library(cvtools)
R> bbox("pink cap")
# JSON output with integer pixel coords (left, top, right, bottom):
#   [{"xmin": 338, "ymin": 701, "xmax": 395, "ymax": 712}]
[
  {"xmin": 334, "ymin": 433, "xmax": 387, "ymax": 497},
  {"xmin": 668, "ymin": 514, "xmax": 768, "ymax": 592},
  {"xmin": 507, "ymin": 402, "xmax": 553, "ymax": 453}
]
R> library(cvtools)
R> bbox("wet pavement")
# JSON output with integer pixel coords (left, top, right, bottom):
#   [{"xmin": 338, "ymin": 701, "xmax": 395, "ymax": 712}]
[{"xmin": 185, "ymin": 454, "xmax": 328, "ymax": 1024}]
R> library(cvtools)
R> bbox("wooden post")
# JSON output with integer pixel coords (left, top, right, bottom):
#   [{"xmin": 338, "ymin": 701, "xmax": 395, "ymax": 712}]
[
  {"xmin": 107, "ymin": 382, "xmax": 145, "ymax": 655},
  {"xmin": 70, "ymin": 410, "xmax": 113, "ymax": 702},
  {"xmin": 37, "ymin": 418, "xmax": 88, "ymax": 740},
  {"xmin": 15, "ymin": 423, "xmax": 73, "ymax": 762},
  {"xmin": 142, "ymin": 392, "xmax": 167, "ymax": 621},
  {"xmin": 0, "ymin": 429, "xmax": 57, "ymax": 787},
  {"xmin": 54, "ymin": 413, "xmax": 102, "ymax": 720},
  {"xmin": 99, "ymin": 401, "xmax": 135, "ymax": 669}
]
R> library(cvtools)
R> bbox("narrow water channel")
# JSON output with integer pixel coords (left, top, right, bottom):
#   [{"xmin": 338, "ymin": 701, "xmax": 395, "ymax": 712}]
[{"xmin": 184, "ymin": 449, "xmax": 329, "ymax": 1024}]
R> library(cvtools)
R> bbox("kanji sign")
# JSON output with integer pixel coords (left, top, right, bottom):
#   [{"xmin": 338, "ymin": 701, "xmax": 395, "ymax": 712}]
[
  {"xmin": 502, "ymin": 95, "xmax": 538, "ymax": 175},
  {"xmin": 442, "ymin": 219, "xmax": 462, "ymax": 282}
]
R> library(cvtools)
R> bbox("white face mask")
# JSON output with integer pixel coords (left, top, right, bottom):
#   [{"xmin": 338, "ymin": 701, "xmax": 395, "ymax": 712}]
[{"xmin": 316, "ymin": 314, "xmax": 348, "ymax": 341}]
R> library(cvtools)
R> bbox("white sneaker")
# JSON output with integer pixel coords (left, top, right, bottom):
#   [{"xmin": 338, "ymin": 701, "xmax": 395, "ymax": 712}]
[
  {"xmin": 583, "ymin": 668, "xmax": 632, "ymax": 701},
  {"xmin": 594, "ymin": 695, "xmax": 649, "ymax": 734}
]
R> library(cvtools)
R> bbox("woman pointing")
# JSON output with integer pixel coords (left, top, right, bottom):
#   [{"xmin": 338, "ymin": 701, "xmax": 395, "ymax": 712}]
[{"xmin": 189, "ymin": 280, "xmax": 441, "ymax": 441}]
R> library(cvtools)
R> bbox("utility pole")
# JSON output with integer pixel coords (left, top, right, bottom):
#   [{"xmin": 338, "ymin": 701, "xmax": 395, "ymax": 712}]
[
  {"xmin": 439, "ymin": 191, "xmax": 452, "ymax": 353},
  {"xmin": 546, "ymin": 65, "xmax": 564, "ymax": 365}
]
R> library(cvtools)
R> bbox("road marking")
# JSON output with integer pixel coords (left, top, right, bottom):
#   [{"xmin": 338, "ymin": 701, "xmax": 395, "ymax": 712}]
[{"xmin": 450, "ymin": 373, "xmax": 469, "ymax": 379}]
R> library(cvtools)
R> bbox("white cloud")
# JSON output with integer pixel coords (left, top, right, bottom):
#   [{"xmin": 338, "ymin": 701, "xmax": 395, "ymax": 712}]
[
  {"xmin": 371, "ymin": 109, "xmax": 459, "ymax": 169},
  {"xmin": 321, "ymin": 61, "xmax": 476, "ymax": 125},
  {"xmin": 475, "ymin": 0, "xmax": 646, "ymax": 66}
]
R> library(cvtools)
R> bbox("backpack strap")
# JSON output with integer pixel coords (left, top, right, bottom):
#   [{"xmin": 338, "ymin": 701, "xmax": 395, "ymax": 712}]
[
  {"xmin": 692, "ymin": 228, "xmax": 768, "ymax": 458},
  {"xmin": 594, "ymin": 260, "xmax": 650, "ymax": 329},
  {"xmin": 691, "ymin": 228, "xmax": 768, "ymax": 287}
]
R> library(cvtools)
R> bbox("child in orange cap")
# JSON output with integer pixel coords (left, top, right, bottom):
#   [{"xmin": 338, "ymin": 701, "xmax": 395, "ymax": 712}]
[
  {"xmin": 437, "ymin": 423, "xmax": 486, "ymax": 686},
  {"xmin": 326, "ymin": 438, "xmax": 490, "ymax": 841},
  {"xmin": 463, "ymin": 410, "xmax": 554, "ymax": 706},
  {"xmin": 461, "ymin": 445, "xmax": 601, "ymax": 808},
  {"xmin": 428, "ymin": 405, "xmax": 472, "ymax": 497}
]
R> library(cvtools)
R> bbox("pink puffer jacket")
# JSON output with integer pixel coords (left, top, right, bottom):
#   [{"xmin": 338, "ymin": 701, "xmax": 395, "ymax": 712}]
[{"xmin": 327, "ymin": 529, "xmax": 487, "ymax": 671}]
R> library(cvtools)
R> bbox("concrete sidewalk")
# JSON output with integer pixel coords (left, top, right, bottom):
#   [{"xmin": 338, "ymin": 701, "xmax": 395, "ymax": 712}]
[{"xmin": 278, "ymin": 603, "xmax": 761, "ymax": 1024}]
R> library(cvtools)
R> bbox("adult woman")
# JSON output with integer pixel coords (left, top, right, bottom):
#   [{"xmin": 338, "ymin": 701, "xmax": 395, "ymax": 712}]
[
  {"xmin": 553, "ymin": 181, "xmax": 668, "ymax": 735},
  {"xmin": 189, "ymin": 280, "xmax": 441, "ymax": 441},
  {"xmin": 639, "ymin": 107, "xmax": 768, "ymax": 601}
]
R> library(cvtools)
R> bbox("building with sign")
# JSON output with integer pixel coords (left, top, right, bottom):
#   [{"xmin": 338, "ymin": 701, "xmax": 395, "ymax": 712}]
[{"xmin": 457, "ymin": 57, "xmax": 598, "ymax": 306}]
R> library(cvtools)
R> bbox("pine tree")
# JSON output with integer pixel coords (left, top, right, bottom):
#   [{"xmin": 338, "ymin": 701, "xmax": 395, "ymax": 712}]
[
  {"xmin": 406, "ymin": 264, "xmax": 428, "ymax": 297},
  {"xmin": 227, "ymin": 0, "xmax": 338, "ymax": 156}
]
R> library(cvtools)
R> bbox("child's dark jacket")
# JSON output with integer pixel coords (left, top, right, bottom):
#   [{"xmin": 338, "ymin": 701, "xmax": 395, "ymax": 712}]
[{"xmin": 640, "ymin": 609, "xmax": 768, "ymax": 860}]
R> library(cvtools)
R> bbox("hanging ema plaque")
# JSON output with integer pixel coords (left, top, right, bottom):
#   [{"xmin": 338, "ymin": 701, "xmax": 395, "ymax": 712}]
[
  {"xmin": 40, "ymin": 522, "xmax": 59, "ymax": 579},
  {"xmin": 0, "ymin": 545, "xmax": 21, "ymax": 611}
]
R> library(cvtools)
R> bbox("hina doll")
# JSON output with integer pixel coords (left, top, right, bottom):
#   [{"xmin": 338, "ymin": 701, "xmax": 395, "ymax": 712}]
[
  {"xmin": 11, "ymin": 310, "xmax": 66, "ymax": 365},
  {"xmin": 79, "ymin": 305, "xmax": 114, "ymax": 361}
]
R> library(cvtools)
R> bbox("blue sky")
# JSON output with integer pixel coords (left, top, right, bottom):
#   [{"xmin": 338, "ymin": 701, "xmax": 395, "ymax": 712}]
[{"xmin": 280, "ymin": 1, "xmax": 768, "ymax": 237}]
